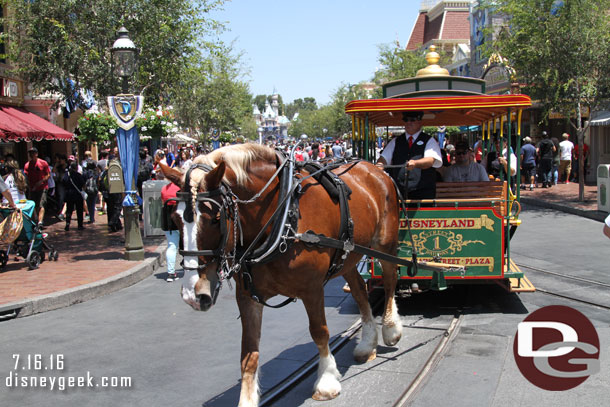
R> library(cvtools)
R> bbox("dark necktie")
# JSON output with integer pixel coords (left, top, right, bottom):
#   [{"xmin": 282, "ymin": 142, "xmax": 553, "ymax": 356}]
[{"xmin": 408, "ymin": 136, "xmax": 413, "ymax": 148}]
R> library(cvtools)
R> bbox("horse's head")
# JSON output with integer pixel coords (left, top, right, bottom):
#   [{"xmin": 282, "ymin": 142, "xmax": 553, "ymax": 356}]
[{"xmin": 161, "ymin": 160, "xmax": 230, "ymax": 312}]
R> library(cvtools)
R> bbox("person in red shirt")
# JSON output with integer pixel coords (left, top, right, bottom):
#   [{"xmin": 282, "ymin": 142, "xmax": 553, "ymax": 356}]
[
  {"xmin": 572, "ymin": 142, "xmax": 590, "ymax": 182},
  {"xmin": 161, "ymin": 181, "xmax": 181, "ymax": 282},
  {"xmin": 24, "ymin": 147, "xmax": 50, "ymax": 226}
]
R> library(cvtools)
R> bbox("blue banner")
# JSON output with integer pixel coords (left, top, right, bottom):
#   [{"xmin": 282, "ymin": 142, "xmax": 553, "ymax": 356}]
[
  {"xmin": 108, "ymin": 94, "xmax": 144, "ymax": 207},
  {"xmin": 116, "ymin": 127, "xmax": 142, "ymax": 207}
]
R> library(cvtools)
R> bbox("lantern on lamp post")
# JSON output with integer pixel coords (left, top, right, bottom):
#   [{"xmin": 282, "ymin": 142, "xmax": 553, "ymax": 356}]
[
  {"xmin": 108, "ymin": 26, "xmax": 145, "ymax": 261},
  {"xmin": 111, "ymin": 27, "xmax": 137, "ymax": 94}
]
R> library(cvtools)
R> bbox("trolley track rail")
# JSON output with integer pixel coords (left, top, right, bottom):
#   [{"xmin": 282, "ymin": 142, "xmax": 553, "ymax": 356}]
[
  {"xmin": 516, "ymin": 262, "xmax": 610, "ymax": 310},
  {"xmin": 534, "ymin": 288, "xmax": 610, "ymax": 311},
  {"xmin": 260, "ymin": 294, "xmax": 466, "ymax": 406},
  {"xmin": 515, "ymin": 263, "xmax": 610, "ymax": 289},
  {"xmin": 259, "ymin": 295, "xmax": 385, "ymax": 406},
  {"xmin": 392, "ymin": 311, "xmax": 463, "ymax": 407}
]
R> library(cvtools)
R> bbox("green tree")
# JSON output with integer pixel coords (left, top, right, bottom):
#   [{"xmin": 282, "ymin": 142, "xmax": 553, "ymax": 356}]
[
  {"xmin": 285, "ymin": 97, "xmax": 318, "ymax": 120},
  {"xmin": 3, "ymin": 0, "xmax": 226, "ymax": 110},
  {"xmin": 238, "ymin": 114, "xmax": 259, "ymax": 141},
  {"xmin": 253, "ymin": 94, "xmax": 268, "ymax": 113},
  {"xmin": 373, "ymin": 42, "xmax": 429, "ymax": 85},
  {"xmin": 480, "ymin": 0, "xmax": 610, "ymax": 200},
  {"xmin": 172, "ymin": 44, "xmax": 252, "ymax": 146},
  {"xmin": 328, "ymin": 83, "xmax": 375, "ymax": 138}
]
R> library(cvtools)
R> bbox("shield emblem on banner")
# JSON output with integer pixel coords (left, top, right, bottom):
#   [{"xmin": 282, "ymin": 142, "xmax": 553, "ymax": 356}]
[{"xmin": 107, "ymin": 94, "xmax": 144, "ymax": 130}]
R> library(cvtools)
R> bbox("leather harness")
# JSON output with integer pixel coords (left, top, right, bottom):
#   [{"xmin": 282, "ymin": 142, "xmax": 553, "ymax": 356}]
[{"xmin": 173, "ymin": 148, "xmax": 441, "ymax": 309}]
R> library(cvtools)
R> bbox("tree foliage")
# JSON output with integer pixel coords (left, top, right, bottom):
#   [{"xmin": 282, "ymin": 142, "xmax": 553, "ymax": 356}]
[
  {"xmin": 480, "ymin": 0, "xmax": 610, "ymax": 199},
  {"xmin": 3, "ymin": 0, "xmax": 226, "ymax": 109},
  {"xmin": 373, "ymin": 42, "xmax": 429, "ymax": 86},
  {"xmin": 172, "ymin": 44, "xmax": 252, "ymax": 144},
  {"xmin": 284, "ymin": 97, "xmax": 317, "ymax": 120}
]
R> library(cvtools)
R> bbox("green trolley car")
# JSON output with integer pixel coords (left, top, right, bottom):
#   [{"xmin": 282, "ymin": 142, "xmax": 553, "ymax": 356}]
[{"xmin": 345, "ymin": 47, "xmax": 535, "ymax": 293}]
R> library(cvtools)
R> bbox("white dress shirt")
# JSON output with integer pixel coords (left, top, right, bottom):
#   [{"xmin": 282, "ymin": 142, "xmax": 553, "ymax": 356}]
[{"xmin": 380, "ymin": 130, "xmax": 443, "ymax": 168}]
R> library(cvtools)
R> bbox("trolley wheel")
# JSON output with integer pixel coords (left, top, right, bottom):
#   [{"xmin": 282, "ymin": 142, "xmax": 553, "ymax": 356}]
[
  {"xmin": 26, "ymin": 251, "xmax": 41, "ymax": 270},
  {"xmin": 0, "ymin": 250, "xmax": 8, "ymax": 268}
]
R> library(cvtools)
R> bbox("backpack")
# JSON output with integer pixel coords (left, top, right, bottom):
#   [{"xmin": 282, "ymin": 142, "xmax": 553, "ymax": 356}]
[
  {"xmin": 84, "ymin": 175, "xmax": 98, "ymax": 195},
  {"xmin": 98, "ymin": 169, "xmax": 109, "ymax": 193},
  {"xmin": 138, "ymin": 161, "xmax": 152, "ymax": 183}
]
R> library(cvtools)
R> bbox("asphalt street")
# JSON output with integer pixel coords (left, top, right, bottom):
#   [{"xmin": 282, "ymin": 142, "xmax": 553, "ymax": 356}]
[{"xmin": 0, "ymin": 206, "xmax": 608, "ymax": 407}]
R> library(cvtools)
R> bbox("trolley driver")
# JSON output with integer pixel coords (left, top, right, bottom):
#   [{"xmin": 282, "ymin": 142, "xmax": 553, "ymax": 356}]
[{"xmin": 376, "ymin": 111, "xmax": 442, "ymax": 199}]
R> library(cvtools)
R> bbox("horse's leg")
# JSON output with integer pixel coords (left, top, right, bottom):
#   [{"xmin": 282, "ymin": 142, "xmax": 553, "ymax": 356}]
[
  {"xmin": 236, "ymin": 288, "xmax": 264, "ymax": 407},
  {"xmin": 380, "ymin": 259, "xmax": 402, "ymax": 346},
  {"xmin": 302, "ymin": 292, "xmax": 341, "ymax": 401},
  {"xmin": 343, "ymin": 268, "xmax": 378, "ymax": 362}
]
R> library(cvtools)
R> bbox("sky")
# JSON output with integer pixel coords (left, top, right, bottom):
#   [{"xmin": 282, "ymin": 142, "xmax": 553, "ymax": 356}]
[{"xmin": 211, "ymin": 0, "xmax": 421, "ymax": 106}]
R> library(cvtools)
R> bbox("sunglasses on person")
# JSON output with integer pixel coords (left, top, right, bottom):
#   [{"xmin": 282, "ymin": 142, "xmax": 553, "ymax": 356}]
[
  {"xmin": 403, "ymin": 117, "xmax": 422, "ymax": 123},
  {"xmin": 455, "ymin": 151, "xmax": 469, "ymax": 156}
]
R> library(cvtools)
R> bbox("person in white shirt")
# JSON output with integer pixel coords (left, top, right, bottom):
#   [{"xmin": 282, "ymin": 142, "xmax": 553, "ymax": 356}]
[
  {"xmin": 603, "ymin": 214, "xmax": 610, "ymax": 239},
  {"xmin": 558, "ymin": 133, "xmax": 574, "ymax": 184},
  {"xmin": 443, "ymin": 141, "xmax": 489, "ymax": 182},
  {"xmin": 376, "ymin": 111, "xmax": 442, "ymax": 199},
  {"xmin": 2, "ymin": 160, "xmax": 27, "ymax": 204},
  {"xmin": 0, "ymin": 176, "xmax": 16, "ymax": 208}
]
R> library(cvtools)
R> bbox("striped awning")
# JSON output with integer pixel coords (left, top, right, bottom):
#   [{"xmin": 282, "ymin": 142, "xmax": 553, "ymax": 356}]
[
  {"xmin": 590, "ymin": 111, "xmax": 610, "ymax": 127},
  {"xmin": 345, "ymin": 94, "xmax": 532, "ymax": 127},
  {"xmin": 0, "ymin": 106, "xmax": 74, "ymax": 141}
]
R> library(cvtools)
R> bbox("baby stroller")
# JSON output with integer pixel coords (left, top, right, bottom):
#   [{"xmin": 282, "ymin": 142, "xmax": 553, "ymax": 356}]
[{"xmin": 0, "ymin": 200, "xmax": 58, "ymax": 270}]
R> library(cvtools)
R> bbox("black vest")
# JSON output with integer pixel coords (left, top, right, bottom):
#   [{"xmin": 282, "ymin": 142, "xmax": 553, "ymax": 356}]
[{"xmin": 387, "ymin": 132, "xmax": 436, "ymax": 199}]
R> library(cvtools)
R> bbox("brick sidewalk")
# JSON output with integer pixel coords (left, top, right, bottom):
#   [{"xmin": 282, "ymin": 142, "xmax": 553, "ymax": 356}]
[
  {"xmin": 0, "ymin": 212, "xmax": 163, "ymax": 306},
  {"xmin": 519, "ymin": 181, "xmax": 599, "ymax": 211}
]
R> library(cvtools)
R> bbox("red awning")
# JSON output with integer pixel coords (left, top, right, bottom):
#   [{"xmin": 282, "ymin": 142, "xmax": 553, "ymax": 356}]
[{"xmin": 0, "ymin": 106, "xmax": 74, "ymax": 142}]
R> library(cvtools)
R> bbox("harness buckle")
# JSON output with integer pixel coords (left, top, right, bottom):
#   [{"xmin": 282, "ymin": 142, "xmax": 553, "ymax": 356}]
[
  {"xmin": 296, "ymin": 232, "xmax": 320, "ymax": 244},
  {"xmin": 341, "ymin": 241, "xmax": 354, "ymax": 259}
]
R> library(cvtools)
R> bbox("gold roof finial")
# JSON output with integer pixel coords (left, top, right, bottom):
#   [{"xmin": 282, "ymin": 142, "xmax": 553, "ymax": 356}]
[{"xmin": 416, "ymin": 45, "xmax": 450, "ymax": 77}]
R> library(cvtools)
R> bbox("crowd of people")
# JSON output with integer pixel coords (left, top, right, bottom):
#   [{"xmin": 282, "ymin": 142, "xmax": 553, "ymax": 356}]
[
  {"xmin": 368, "ymin": 110, "xmax": 593, "ymax": 201},
  {"xmin": 0, "ymin": 144, "xmax": 206, "ymax": 234}
]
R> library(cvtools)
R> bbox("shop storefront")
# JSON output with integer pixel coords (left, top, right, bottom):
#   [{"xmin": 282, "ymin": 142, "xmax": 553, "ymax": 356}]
[{"xmin": 0, "ymin": 70, "xmax": 75, "ymax": 165}]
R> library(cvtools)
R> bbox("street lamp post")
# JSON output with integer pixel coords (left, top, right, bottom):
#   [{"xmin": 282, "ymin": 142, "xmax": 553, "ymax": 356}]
[
  {"xmin": 109, "ymin": 27, "xmax": 145, "ymax": 261},
  {"xmin": 111, "ymin": 27, "xmax": 137, "ymax": 94}
]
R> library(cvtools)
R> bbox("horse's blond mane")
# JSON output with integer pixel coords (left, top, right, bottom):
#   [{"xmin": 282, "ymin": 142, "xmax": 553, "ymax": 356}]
[{"xmin": 189, "ymin": 144, "xmax": 276, "ymax": 191}]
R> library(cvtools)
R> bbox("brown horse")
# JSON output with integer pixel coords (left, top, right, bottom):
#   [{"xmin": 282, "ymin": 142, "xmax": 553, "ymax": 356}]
[{"xmin": 161, "ymin": 144, "xmax": 401, "ymax": 406}]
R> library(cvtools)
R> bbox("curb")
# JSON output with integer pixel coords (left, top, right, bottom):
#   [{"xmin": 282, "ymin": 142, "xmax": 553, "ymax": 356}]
[
  {"xmin": 520, "ymin": 197, "xmax": 607, "ymax": 222},
  {"xmin": 0, "ymin": 243, "xmax": 167, "ymax": 320}
]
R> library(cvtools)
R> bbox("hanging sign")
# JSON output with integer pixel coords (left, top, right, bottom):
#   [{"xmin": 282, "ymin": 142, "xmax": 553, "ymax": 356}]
[{"xmin": 107, "ymin": 94, "xmax": 144, "ymax": 131}]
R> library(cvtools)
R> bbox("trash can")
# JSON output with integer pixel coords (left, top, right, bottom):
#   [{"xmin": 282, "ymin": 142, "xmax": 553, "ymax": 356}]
[
  {"xmin": 597, "ymin": 164, "xmax": 610, "ymax": 212},
  {"xmin": 142, "ymin": 180, "xmax": 170, "ymax": 237}
]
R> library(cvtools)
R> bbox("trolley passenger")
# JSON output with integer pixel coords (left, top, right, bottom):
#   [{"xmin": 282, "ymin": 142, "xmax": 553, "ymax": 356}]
[
  {"xmin": 376, "ymin": 111, "xmax": 442, "ymax": 199},
  {"xmin": 443, "ymin": 141, "xmax": 489, "ymax": 182},
  {"xmin": 484, "ymin": 137, "xmax": 517, "ymax": 180}
]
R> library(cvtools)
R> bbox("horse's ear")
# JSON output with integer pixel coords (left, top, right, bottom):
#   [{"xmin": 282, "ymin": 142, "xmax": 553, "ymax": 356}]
[
  {"xmin": 159, "ymin": 162, "xmax": 183, "ymax": 188},
  {"xmin": 204, "ymin": 161, "xmax": 226, "ymax": 190}
]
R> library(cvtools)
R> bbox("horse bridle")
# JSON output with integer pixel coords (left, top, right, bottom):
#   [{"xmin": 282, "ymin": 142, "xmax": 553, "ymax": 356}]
[{"xmin": 176, "ymin": 164, "xmax": 238, "ymax": 275}]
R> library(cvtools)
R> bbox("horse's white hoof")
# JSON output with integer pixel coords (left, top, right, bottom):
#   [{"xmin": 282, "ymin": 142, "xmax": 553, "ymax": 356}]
[
  {"xmin": 382, "ymin": 323, "xmax": 402, "ymax": 346},
  {"xmin": 353, "ymin": 344, "xmax": 377, "ymax": 363},
  {"xmin": 312, "ymin": 373, "xmax": 341, "ymax": 401}
]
